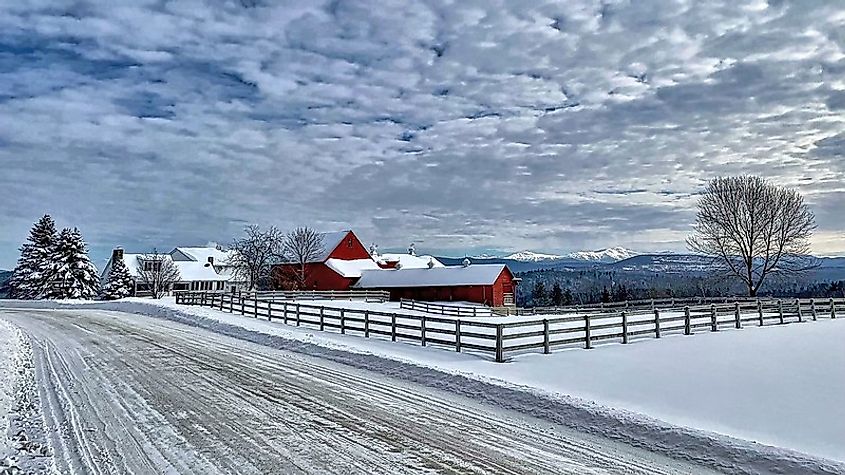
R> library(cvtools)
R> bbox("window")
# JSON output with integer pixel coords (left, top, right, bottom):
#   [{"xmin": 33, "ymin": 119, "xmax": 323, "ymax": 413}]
[
  {"xmin": 143, "ymin": 261, "xmax": 162, "ymax": 272},
  {"xmin": 347, "ymin": 238, "xmax": 353, "ymax": 248}
]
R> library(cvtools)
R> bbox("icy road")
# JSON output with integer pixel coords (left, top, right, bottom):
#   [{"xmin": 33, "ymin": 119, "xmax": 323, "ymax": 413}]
[{"xmin": 1, "ymin": 308, "xmax": 716, "ymax": 474}]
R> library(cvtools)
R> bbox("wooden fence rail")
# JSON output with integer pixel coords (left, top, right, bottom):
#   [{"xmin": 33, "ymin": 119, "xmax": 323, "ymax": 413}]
[
  {"xmin": 175, "ymin": 292, "xmax": 843, "ymax": 363},
  {"xmin": 399, "ymin": 299, "xmax": 495, "ymax": 317},
  {"xmin": 237, "ymin": 290, "xmax": 390, "ymax": 303}
]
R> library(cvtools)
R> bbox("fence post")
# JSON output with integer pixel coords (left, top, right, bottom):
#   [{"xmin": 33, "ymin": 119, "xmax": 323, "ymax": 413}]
[
  {"xmin": 757, "ymin": 300, "xmax": 764, "ymax": 326},
  {"xmin": 340, "ymin": 309, "xmax": 346, "ymax": 334},
  {"xmin": 267, "ymin": 301, "xmax": 272, "ymax": 321},
  {"xmin": 811, "ymin": 299, "xmax": 817, "ymax": 321},
  {"xmin": 621, "ymin": 312, "xmax": 629, "ymax": 344},
  {"xmin": 543, "ymin": 319, "xmax": 550, "ymax": 354},
  {"xmin": 229, "ymin": 295, "xmax": 234, "ymax": 313},
  {"xmin": 796, "ymin": 299, "xmax": 803, "ymax": 323},
  {"xmin": 254, "ymin": 298, "xmax": 259, "ymax": 318},
  {"xmin": 778, "ymin": 300, "xmax": 784, "ymax": 324},
  {"xmin": 734, "ymin": 302, "xmax": 741, "ymax": 329},
  {"xmin": 241, "ymin": 297, "xmax": 245, "ymax": 315},
  {"xmin": 684, "ymin": 306, "xmax": 691, "ymax": 335},
  {"xmin": 831, "ymin": 298, "xmax": 837, "ymax": 319},
  {"xmin": 364, "ymin": 311, "xmax": 370, "ymax": 337},
  {"xmin": 584, "ymin": 315, "xmax": 592, "ymax": 349},
  {"xmin": 421, "ymin": 317, "xmax": 427, "ymax": 347},
  {"xmin": 295, "ymin": 304, "xmax": 301, "ymax": 326},
  {"xmin": 218, "ymin": 294, "xmax": 224, "ymax": 311},
  {"xmin": 710, "ymin": 304, "xmax": 717, "ymax": 332},
  {"xmin": 316, "ymin": 307, "xmax": 323, "ymax": 330},
  {"xmin": 455, "ymin": 320, "xmax": 462, "ymax": 353},
  {"xmin": 654, "ymin": 309, "xmax": 661, "ymax": 338},
  {"xmin": 202, "ymin": 292, "xmax": 207, "ymax": 307},
  {"xmin": 495, "ymin": 324, "xmax": 504, "ymax": 362},
  {"xmin": 391, "ymin": 315, "xmax": 397, "ymax": 341}
]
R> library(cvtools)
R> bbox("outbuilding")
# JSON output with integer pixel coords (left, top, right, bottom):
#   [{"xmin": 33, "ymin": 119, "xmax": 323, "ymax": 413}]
[{"xmin": 353, "ymin": 263, "xmax": 517, "ymax": 307}]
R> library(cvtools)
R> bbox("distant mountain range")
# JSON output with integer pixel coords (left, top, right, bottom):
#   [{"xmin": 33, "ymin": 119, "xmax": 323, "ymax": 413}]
[
  {"xmin": 439, "ymin": 250, "xmax": 845, "ymax": 279},
  {"xmin": 477, "ymin": 247, "xmax": 639, "ymax": 263}
]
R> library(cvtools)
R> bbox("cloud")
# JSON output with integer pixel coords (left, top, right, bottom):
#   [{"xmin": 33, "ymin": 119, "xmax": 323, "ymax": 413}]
[{"xmin": 1, "ymin": 0, "xmax": 845, "ymax": 267}]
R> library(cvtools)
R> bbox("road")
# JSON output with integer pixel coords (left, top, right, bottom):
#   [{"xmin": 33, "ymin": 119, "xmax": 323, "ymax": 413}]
[{"xmin": 0, "ymin": 307, "xmax": 716, "ymax": 474}]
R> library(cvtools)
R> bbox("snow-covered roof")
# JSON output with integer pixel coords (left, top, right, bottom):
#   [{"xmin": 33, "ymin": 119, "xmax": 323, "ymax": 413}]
[
  {"xmin": 278, "ymin": 230, "xmax": 353, "ymax": 264},
  {"xmin": 354, "ymin": 264, "xmax": 508, "ymax": 288},
  {"xmin": 378, "ymin": 253, "xmax": 444, "ymax": 269},
  {"xmin": 171, "ymin": 246, "xmax": 234, "ymax": 265},
  {"xmin": 108, "ymin": 252, "xmax": 233, "ymax": 282},
  {"xmin": 324, "ymin": 258, "xmax": 381, "ymax": 278}
]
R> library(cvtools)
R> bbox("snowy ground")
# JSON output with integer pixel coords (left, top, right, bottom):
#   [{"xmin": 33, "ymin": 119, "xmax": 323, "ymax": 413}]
[
  {"xmin": 0, "ymin": 316, "xmax": 52, "ymax": 474},
  {"xmin": 0, "ymin": 306, "xmax": 716, "ymax": 474},
  {"xmin": 3, "ymin": 299, "xmax": 845, "ymax": 473}
]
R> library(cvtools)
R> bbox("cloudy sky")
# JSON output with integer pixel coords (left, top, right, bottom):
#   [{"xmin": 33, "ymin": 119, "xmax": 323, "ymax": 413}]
[{"xmin": 2, "ymin": 0, "xmax": 845, "ymax": 268}]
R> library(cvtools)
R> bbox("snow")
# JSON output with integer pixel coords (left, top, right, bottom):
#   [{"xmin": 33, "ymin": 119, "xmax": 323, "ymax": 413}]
[
  {"xmin": 6, "ymin": 298, "xmax": 845, "ymax": 472},
  {"xmin": 503, "ymin": 250, "xmax": 565, "ymax": 262},
  {"xmin": 377, "ymin": 253, "xmax": 444, "ymax": 269},
  {"xmin": 566, "ymin": 247, "xmax": 639, "ymax": 262},
  {"xmin": 324, "ymin": 258, "xmax": 381, "ymax": 278},
  {"xmin": 355, "ymin": 264, "xmax": 506, "ymax": 288},
  {"xmin": 110, "ymin": 252, "xmax": 233, "ymax": 282},
  {"xmin": 0, "ymin": 319, "xmax": 16, "ymax": 456}
]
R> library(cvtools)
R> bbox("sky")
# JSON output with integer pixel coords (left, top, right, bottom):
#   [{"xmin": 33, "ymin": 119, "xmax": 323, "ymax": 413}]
[{"xmin": 1, "ymin": 0, "xmax": 845, "ymax": 269}]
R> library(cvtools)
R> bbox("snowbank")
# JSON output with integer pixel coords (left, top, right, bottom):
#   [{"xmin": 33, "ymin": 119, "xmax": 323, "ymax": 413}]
[
  {"xmin": 0, "ymin": 318, "xmax": 52, "ymax": 473},
  {"xmin": 0, "ymin": 319, "xmax": 16, "ymax": 457},
  {"xmin": 4, "ymin": 298, "xmax": 845, "ymax": 473}
]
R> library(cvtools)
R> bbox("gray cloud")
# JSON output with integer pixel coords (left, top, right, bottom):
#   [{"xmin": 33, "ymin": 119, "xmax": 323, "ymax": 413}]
[{"xmin": 1, "ymin": 0, "xmax": 845, "ymax": 267}]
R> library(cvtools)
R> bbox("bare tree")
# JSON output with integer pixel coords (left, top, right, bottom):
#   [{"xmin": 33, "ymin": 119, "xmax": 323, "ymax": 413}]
[
  {"xmin": 228, "ymin": 225, "xmax": 284, "ymax": 290},
  {"xmin": 136, "ymin": 249, "xmax": 181, "ymax": 299},
  {"xmin": 281, "ymin": 227, "xmax": 324, "ymax": 290},
  {"xmin": 687, "ymin": 176, "xmax": 817, "ymax": 297}
]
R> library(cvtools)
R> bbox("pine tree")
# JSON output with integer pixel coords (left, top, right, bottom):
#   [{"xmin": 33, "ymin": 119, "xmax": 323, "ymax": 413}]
[
  {"xmin": 532, "ymin": 281, "xmax": 547, "ymax": 307},
  {"xmin": 45, "ymin": 228, "xmax": 100, "ymax": 300},
  {"xmin": 551, "ymin": 281, "xmax": 563, "ymax": 306},
  {"xmin": 9, "ymin": 215, "xmax": 57, "ymax": 299},
  {"xmin": 101, "ymin": 254, "xmax": 134, "ymax": 300}
]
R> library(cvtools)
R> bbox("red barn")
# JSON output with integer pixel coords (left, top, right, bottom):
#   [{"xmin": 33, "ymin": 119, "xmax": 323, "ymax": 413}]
[
  {"xmin": 353, "ymin": 263, "xmax": 517, "ymax": 307},
  {"xmin": 272, "ymin": 230, "xmax": 379, "ymax": 290}
]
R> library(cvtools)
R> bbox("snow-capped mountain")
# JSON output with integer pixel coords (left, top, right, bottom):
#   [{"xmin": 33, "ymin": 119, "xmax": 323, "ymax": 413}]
[
  {"xmin": 502, "ymin": 250, "xmax": 565, "ymax": 262},
  {"xmin": 565, "ymin": 247, "xmax": 638, "ymax": 263},
  {"xmin": 500, "ymin": 247, "xmax": 639, "ymax": 263}
]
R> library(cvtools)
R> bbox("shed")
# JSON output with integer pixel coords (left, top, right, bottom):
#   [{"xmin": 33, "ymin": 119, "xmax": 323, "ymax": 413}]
[{"xmin": 354, "ymin": 263, "xmax": 517, "ymax": 307}]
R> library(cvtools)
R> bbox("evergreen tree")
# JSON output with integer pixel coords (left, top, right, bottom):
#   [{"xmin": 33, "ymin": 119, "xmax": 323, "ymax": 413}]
[
  {"xmin": 101, "ymin": 254, "xmax": 134, "ymax": 300},
  {"xmin": 532, "ymin": 281, "xmax": 547, "ymax": 306},
  {"xmin": 550, "ymin": 281, "xmax": 563, "ymax": 306},
  {"xmin": 601, "ymin": 286, "xmax": 611, "ymax": 303},
  {"xmin": 9, "ymin": 215, "xmax": 57, "ymax": 299},
  {"xmin": 45, "ymin": 228, "xmax": 99, "ymax": 300},
  {"xmin": 563, "ymin": 288, "xmax": 574, "ymax": 305}
]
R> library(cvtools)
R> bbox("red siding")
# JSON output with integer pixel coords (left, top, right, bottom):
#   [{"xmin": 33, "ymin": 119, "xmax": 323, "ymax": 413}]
[
  {"xmin": 381, "ymin": 267, "xmax": 518, "ymax": 306},
  {"xmin": 272, "ymin": 262, "xmax": 357, "ymax": 290},
  {"xmin": 327, "ymin": 231, "xmax": 371, "ymax": 260}
]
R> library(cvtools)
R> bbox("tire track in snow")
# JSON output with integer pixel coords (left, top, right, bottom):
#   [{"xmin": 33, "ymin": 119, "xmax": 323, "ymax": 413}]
[{"xmin": 5, "ymin": 308, "xmax": 720, "ymax": 474}]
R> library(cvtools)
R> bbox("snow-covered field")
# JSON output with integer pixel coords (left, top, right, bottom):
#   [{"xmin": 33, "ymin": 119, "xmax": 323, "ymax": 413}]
[
  {"xmin": 0, "ymin": 319, "xmax": 16, "ymax": 458},
  {"xmin": 4, "ymin": 298, "xmax": 845, "ymax": 473}
]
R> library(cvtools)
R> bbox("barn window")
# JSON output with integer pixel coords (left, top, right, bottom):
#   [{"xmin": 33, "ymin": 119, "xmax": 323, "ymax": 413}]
[{"xmin": 347, "ymin": 238, "xmax": 353, "ymax": 248}]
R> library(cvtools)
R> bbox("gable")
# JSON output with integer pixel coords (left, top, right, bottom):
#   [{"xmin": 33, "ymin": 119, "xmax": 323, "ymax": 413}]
[{"xmin": 326, "ymin": 231, "xmax": 371, "ymax": 261}]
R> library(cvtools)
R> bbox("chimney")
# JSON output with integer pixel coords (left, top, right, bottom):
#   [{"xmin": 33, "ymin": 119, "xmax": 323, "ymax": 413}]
[
  {"xmin": 205, "ymin": 256, "xmax": 214, "ymax": 267},
  {"xmin": 112, "ymin": 248, "xmax": 124, "ymax": 262},
  {"xmin": 462, "ymin": 257, "xmax": 471, "ymax": 267},
  {"xmin": 427, "ymin": 258, "xmax": 435, "ymax": 269}
]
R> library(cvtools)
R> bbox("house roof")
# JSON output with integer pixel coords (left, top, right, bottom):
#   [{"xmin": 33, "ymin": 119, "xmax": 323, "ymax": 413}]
[
  {"xmin": 378, "ymin": 253, "xmax": 444, "ymax": 269},
  {"xmin": 171, "ymin": 246, "xmax": 234, "ymax": 264},
  {"xmin": 354, "ymin": 264, "xmax": 508, "ymax": 288},
  {"xmin": 324, "ymin": 258, "xmax": 381, "ymax": 278},
  {"xmin": 106, "ymin": 250, "xmax": 234, "ymax": 282}
]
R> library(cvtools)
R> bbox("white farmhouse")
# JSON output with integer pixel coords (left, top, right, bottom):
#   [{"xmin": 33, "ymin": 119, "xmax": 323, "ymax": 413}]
[{"xmin": 101, "ymin": 246, "xmax": 246, "ymax": 296}]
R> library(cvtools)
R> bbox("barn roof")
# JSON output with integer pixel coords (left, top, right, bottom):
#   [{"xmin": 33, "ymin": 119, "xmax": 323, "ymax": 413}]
[
  {"xmin": 377, "ymin": 253, "xmax": 444, "ymax": 269},
  {"xmin": 278, "ymin": 230, "xmax": 353, "ymax": 264},
  {"xmin": 325, "ymin": 258, "xmax": 381, "ymax": 278},
  {"xmin": 354, "ymin": 264, "xmax": 508, "ymax": 288}
]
